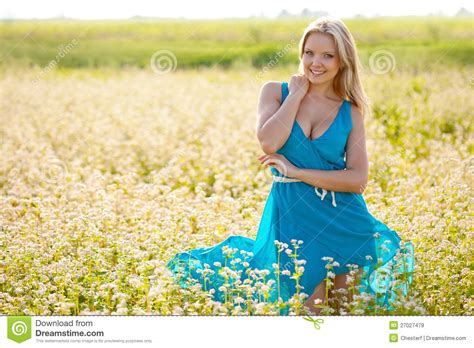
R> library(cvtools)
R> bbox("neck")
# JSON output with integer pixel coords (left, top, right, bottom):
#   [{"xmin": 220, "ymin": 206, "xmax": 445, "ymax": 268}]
[{"xmin": 307, "ymin": 80, "xmax": 338, "ymax": 100}]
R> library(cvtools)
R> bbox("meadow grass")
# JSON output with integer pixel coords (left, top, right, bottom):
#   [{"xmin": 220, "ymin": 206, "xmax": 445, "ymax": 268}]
[
  {"xmin": 0, "ymin": 61, "xmax": 472, "ymax": 315},
  {"xmin": 1, "ymin": 17, "xmax": 473, "ymax": 70}
]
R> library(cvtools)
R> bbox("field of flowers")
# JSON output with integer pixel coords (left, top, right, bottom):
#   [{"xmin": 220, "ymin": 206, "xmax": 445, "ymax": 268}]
[{"xmin": 0, "ymin": 63, "xmax": 472, "ymax": 315}]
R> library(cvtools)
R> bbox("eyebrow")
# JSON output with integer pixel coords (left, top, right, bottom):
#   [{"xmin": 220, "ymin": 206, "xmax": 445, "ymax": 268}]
[{"xmin": 304, "ymin": 49, "xmax": 336, "ymax": 54}]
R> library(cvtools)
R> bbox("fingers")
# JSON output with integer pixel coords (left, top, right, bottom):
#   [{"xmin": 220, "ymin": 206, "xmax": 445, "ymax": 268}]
[{"xmin": 258, "ymin": 154, "xmax": 279, "ymax": 164}]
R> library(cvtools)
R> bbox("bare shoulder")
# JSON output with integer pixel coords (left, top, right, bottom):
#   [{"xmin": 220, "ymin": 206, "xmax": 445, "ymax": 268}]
[
  {"xmin": 257, "ymin": 81, "xmax": 284, "ymax": 130},
  {"xmin": 259, "ymin": 81, "xmax": 283, "ymax": 102}
]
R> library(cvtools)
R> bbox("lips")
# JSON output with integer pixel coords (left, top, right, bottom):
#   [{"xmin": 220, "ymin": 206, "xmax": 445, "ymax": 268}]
[{"xmin": 310, "ymin": 69, "xmax": 326, "ymax": 76}]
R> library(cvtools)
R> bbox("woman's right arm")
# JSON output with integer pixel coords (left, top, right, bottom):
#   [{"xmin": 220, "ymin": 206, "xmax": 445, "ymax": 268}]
[{"xmin": 256, "ymin": 80, "xmax": 305, "ymax": 154}]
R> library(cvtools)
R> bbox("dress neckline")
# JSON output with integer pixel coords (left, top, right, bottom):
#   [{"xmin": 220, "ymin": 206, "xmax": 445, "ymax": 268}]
[{"xmin": 294, "ymin": 99, "xmax": 346, "ymax": 142}]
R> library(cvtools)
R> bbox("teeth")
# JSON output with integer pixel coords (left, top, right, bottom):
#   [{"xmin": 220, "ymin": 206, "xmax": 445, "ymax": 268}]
[{"xmin": 311, "ymin": 70, "xmax": 325, "ymax": 75}]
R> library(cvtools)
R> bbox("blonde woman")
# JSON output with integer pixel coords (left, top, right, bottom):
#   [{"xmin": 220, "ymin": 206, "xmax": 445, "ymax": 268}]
[{"xmin": 167, "ymin": 17, "xmax": 414, "ymax": 315}]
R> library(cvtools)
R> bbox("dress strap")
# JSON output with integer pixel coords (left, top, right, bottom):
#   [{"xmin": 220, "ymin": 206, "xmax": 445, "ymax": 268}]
[{"xmin": 281, "ymin": 82, "xmax": 289, "ymax": 104}]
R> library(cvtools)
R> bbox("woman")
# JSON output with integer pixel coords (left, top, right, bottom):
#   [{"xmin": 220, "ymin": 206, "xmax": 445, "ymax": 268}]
[{"xmin": 167, "ymin": 17, "xmax": 414, "ymax": 315}]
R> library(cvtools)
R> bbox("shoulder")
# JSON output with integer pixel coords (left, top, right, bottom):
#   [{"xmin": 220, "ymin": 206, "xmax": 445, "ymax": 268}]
[
  {"xmin": 259, "ymin": 81, "xmax": 283, "ymax": 102},
  {"xmin": 347, "ymin": 101, "xmax": 365, "ymax": 128}
]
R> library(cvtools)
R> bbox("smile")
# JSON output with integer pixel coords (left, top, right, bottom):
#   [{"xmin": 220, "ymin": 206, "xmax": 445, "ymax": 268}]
[{"xmin": 310, "ymin": 69, "xmax": 326, "ymax": 76}]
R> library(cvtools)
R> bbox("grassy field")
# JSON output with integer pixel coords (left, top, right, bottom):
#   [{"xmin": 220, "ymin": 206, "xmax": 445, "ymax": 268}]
[
  {"xmin": 0, "ymin": 18, "xmax": 473, "ymax": 315},
  {"xmin": 1, "ymin": 17, "xmax": 473, "ymax": 70}
]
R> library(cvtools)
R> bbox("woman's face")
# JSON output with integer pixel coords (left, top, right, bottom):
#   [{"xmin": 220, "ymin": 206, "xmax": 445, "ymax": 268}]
[{"xmin": 301, "ymin": 31, "xmax": 341, "ymax": 85}]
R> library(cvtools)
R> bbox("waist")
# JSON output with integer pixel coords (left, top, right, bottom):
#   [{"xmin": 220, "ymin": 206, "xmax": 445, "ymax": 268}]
[{"xmin": 272, "ymin": 175, "xmax": 302, "ymax": 183}]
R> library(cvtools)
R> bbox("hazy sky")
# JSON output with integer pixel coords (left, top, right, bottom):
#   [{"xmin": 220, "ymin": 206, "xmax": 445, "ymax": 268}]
[{"xmin": 1, "ymin": 0, "xmax": 472, "ymax": 19}]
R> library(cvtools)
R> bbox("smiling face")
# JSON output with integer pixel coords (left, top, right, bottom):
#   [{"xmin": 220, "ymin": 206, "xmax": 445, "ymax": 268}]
[{"xmin": 301, "ymin": 31, "xmax": 341, "ymax": 85}]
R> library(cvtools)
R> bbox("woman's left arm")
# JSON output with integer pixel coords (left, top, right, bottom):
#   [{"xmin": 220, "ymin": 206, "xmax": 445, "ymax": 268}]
[
  {"xmin": 291, "ymin": 105, "xmax": 369, "ymax": 194},
  {"xmin": 259, "ymin": 106, "xmax": 369, "ymax": 194}
]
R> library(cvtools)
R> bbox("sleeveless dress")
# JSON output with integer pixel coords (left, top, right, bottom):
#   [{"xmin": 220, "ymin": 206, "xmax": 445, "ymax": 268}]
[{"xmin": 166, "ymin": 81, "xmax": 414, "ymax": 314}]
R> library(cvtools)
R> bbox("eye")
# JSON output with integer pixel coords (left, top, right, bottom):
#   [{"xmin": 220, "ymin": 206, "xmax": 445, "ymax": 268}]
[
  {"xmin": 305, "ymin": 51, "xmax": 313, "ymax": 56},
  {"xmin": 324, "ymin": 54, "xmax": 334, "ymax": 58}
]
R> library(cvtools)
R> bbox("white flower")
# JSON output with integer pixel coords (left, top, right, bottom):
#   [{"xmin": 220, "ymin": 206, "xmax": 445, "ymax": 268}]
[
  {"xmin": 282, "ymin": 270, "xmax": 291, "ymax": 276},
  {"xmin": 327, "ymin": 271, "xmax": 336, "ymax": 279},
  {"xmin": 115, "ymin": 307, "xmax": 128, "ymax": 315}
]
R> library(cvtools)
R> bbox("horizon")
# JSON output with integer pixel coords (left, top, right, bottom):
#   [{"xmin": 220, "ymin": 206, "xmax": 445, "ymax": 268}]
[{"xmin": 1, "ymin": 0, "xmax": 473, "ymax": 20}]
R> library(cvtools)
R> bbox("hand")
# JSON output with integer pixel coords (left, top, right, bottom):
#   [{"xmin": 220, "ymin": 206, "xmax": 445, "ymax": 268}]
[
  {"xmin": 258, "ymin": 153, "xmax": 299, "ymax": 178},
  {"xmin": 288, "ymin": 74, "xmax": 309, "ymax": 100}
]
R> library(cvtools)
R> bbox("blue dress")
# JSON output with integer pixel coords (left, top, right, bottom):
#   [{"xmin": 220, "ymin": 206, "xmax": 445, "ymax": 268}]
[{"xmin": 167, "ymin": 81, "xmax": 414, "ymax": 314}]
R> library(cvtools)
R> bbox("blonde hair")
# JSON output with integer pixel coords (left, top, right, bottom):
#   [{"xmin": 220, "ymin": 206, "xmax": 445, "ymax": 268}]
[{"xmin": 298, "ymin": 16, "xmax": 370, "ymax": 117}]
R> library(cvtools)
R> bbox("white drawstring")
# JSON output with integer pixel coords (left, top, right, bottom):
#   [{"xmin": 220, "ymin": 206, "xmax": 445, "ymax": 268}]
[
  {"xmin": 272, "ymin": 175, "xmax": 337, "ymax": 208},
  {"xmin": 314, "ymin": 187, "xmax": 337, "ymax": 207}
]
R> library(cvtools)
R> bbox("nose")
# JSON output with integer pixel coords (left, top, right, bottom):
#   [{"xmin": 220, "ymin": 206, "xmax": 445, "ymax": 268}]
[{"xmin": 311, "ymin": 55, "xmax": 324, "ymax": 67}]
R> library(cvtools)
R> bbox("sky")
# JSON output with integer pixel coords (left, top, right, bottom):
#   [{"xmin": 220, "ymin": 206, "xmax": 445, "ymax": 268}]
[{"xmin": 1, "ymin": 0, "xmax": 473, "ymax": 19}]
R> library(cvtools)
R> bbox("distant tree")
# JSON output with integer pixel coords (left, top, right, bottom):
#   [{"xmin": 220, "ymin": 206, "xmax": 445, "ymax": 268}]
[
  {"xmin": 278, "ymin": 9, "xmax": 291, "ymax": 18},
  {"xmin": 455, "ymin": 7, "xmax": 473, "ymax": 17}
]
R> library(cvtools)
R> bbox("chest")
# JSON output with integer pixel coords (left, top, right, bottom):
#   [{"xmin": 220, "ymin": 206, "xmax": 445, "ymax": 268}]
[{"xmin": 295, "ymin": 98, "xmax": 344, "ymax": 140}]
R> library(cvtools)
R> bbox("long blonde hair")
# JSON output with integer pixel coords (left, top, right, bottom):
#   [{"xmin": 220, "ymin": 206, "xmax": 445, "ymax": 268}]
[{"xmin": 298, "ymin": 17, "xmax": 370, "ymax": 117}]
